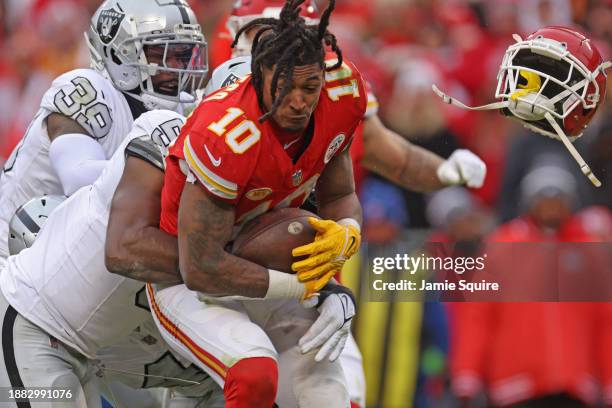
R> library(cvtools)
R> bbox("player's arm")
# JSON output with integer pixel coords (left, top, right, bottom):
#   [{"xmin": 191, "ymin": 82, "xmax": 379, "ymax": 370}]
[
  {"xmin": 361, "ymin": 115, "xmax": 487, "ymax": 191},
  {"xmin": 177, "ymin": 182, "xmax": 326, "ymax": 300},
  {"xmin": 291, "ymin": 148, "xmax": 362, "ymax": 281},
  {"xmin": 316, "ymin": 147, "xmax": 362, "ymax": 223},
  {"xmin": 105, "ymin": 156, "xmax": 182, "ymax": 284},
  {"xmin": 47, "ymin": 112, "xmax": 107, "ymax": 196}
]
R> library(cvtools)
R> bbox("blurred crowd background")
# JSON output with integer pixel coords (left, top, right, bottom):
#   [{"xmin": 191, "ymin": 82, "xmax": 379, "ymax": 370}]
[{"xmin": 1, "ymin": 0, "xmax": 611, "ymax": 407}]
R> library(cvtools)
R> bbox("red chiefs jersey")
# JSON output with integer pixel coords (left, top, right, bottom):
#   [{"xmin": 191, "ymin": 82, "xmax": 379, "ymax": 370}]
[{"xmin": 160, "ymin": 58, "xmax": 367, "ymax": 236}]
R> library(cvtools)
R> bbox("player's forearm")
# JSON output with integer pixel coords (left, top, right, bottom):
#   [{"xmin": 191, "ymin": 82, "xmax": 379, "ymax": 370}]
[
  {"xmin": 362, "ymin": 116, "xmax": 445, "ymax": 192},
  {"xmin": 317, "ymin": 192, "xmax": 362, "ymax": 225},
  {"xmin": 396, "ymin": 143, "xmax": 446, "ymax": 192},
  {"xmin": 178, "ymin": 182, "xmax": 271, "ymax": 297},
  {"xmin": 106, "ymin": 226, "xmax": 182, "ymax": 284},
  {"xmin": 180, "ymin": 241, "xmax": 271, "ymax": 297}
]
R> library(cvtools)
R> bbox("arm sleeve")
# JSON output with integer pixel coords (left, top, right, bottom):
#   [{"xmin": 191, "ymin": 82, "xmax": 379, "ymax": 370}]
[{"xmin": 49, "ymin": 133, "xmax": 107, "ymax": 196}]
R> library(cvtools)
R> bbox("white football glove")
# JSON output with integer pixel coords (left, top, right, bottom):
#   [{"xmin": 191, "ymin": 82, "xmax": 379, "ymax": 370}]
[
  {"xmin": 298, "ymin": 285, "xmax": 356, "ymax": 362},
  {"xmin": 437, "ymin": 149, "xmax": 487, "ymax": 188}
]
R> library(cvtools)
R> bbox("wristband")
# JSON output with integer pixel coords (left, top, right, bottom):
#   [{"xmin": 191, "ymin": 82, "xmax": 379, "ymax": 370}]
[
  {"xmin": 337, "ymin": 217, "xmax": 361, "ymax": 233},
  {"xmin": 264, "ymin": 269, "xmax": 305, "ymax": 300}
]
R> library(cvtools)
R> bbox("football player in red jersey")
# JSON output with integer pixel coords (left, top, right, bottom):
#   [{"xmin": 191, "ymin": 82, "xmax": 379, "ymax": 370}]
[
  {"xmin": 210, "ymin": 0, "xmax": 487, "ymax": 194},
  {"xmin": 147, "ymin": 1, "xmax": 364, "ymax": 407}
]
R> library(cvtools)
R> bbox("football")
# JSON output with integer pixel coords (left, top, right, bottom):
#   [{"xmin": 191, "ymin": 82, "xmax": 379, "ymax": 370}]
[{"xmin": 231, "ymin": 207, "xmax": 318, "ymax": 273}]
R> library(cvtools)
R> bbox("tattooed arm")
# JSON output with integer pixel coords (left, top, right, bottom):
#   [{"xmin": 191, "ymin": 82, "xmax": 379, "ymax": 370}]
[
  {"xmin": 105, "ymin": 156, "xmax": 182, "ymax": 284},
  {"xmin": 177, "ymin": 181, "xmax": 272, "ymax": 297},
  {"xmin": 361, "ymin": 115, "xmax": 445, "ymax": 192}
]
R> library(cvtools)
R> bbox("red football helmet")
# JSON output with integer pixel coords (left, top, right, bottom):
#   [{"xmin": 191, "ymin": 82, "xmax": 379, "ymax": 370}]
[
  {"xmin": 433, "ymin": 26, "xmax": 610, "ymax": 187},
  {"xmin": 228, "ymin": 0, "xmax": 320, "ymax": 56},
  {"xmin": 495, "ymin": 26, "xmax": 610, "ymax": 141}
]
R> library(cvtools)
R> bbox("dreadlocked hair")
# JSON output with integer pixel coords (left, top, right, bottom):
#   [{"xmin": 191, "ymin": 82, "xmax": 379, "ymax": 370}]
[{"xmin": 232, "ymin": 0, "xmax": 342, "ymax": 123}]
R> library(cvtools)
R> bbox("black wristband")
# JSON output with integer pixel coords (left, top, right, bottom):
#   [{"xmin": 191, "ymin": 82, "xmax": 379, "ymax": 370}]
[{"xmin": 316, "ymin": 283, "xmax": 356, "ymax": 316}]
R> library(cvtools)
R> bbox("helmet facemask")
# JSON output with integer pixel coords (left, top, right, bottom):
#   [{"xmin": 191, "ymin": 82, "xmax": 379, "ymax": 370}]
[
  {"xmin": 86, "ymin": 18, "xmax": 208, "ymax": 110},
  {"xmin": 123, "ymin": 27, "xmax": 208, "ymax": 105}
]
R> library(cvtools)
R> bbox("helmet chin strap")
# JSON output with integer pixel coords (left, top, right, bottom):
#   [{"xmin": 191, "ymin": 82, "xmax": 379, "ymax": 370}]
[
  {"xmin": 432, "ymin": 84, "xmax": 602, "ymax": 188},
  {"xmin": 431, "ymin": 85, "xmax": 509, "ymax": 111},
  {"xmin": 544, "ymin": 111, "xmax": 601, "ymax": 187}
]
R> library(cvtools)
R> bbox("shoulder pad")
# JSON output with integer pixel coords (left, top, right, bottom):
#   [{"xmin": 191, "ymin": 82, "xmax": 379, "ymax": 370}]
[
  {"xmin": 125, "ymin": 135, "xmax": 165, "ymax": 171},
  {"xmin": 125, "ymin": 110, "xmax": 186, "ymax": 171},
  {"xmin": 125, "ymin": 136, "xmax": 165, "ymax": 171}
]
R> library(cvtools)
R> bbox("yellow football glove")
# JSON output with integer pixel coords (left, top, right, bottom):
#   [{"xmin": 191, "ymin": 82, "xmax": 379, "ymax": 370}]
[
  {"xmin": 302, "ymin": 269, "xmax": 337, "ymax": 301},
  {"xmin": 292, "ymin": 218, "xmax": 361, "ymax": 282}
]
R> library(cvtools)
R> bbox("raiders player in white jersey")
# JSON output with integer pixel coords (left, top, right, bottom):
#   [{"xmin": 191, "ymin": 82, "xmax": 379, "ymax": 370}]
[
  {"xmin": 0, "ymin": 110, "xmax": 225, "ymax": 407},
  {"xmin": 0, "ymin": 0, "xmax": 207, "ymax": 270}
]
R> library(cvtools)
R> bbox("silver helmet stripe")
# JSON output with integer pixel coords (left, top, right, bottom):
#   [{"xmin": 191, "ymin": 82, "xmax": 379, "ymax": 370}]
[
  {"xmin": 173, "ymin": 0, "xmax": 190, "ymax": 24},
  {"xmin": 16, "ymin": 210, "xmax": 41, "ymax": 234}
]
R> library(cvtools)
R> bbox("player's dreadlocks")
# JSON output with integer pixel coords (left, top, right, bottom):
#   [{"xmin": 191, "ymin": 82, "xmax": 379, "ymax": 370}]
[{"xmin": 232, "ymin": 0, "xmax": 342, "ymax": 123}]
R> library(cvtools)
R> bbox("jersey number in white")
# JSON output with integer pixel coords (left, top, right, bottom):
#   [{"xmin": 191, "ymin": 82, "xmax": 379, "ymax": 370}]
[
  {"xmin": 151, "ymin": 118, "xmax": 184, "ymax": 148},
  {"xmin": 53, "ymin": 77, "xmax": 112, "ymax": 139}
]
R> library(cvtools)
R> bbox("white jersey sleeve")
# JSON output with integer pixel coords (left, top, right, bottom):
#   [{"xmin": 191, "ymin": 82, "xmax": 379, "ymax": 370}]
[
  {"xmin": 92, "ymin": 110, "xmax": 186, "ymax": 206},
  {"xmin": 0, "ymin": 110, "xmax": 185, "ymax": 358},
  {"xmin": 0, "ymin": 69, "xmax": 135, "ymax": 262}
]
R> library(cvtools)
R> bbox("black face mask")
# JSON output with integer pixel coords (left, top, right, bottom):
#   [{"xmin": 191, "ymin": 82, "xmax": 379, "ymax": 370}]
[{"xmin": 452, "ymin": 239, "xmax": 483, "ymax": 257}]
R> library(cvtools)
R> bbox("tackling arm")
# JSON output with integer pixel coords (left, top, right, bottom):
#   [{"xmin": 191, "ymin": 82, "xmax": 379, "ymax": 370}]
[
  {"xmin": 105, "ymin": 156, "xmax": 182, "ymax": 284},
  {"xmin": 361, "ymin": 115, "xmax": 445, "ymax": 192}
]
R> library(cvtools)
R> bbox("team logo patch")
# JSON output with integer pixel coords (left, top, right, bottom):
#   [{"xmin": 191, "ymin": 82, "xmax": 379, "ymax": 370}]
[
  {"xmin": 97, "ymin": 7, "xmax": 125, "ymax": 44},
  {"xmin": 292, "ymin": 170, "xmax": 303, "ymax": 186},
  {"xmin": 221, "ymin": 73, "xmax": 241, "ymax": 88},
  {"xmin": 324, "ymin": 134, "xmax": 346, "ymax": 163},
  {"xmin": 246, "ymin": 187, "xmax": 272, "ymax": 201}
]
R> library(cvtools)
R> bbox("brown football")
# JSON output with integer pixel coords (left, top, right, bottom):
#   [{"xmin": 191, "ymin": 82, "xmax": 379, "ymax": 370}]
[{"xmin": 231, "ymin": 207, "xmax": 318, "ymax": 273}]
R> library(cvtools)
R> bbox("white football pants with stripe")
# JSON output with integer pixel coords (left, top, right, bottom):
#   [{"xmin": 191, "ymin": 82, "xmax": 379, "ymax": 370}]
[{"xmin": 147, "ymin": 283, "xmax": 353, "ymax": 408}]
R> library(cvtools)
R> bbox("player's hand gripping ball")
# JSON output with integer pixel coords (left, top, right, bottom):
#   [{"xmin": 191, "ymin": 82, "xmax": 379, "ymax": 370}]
[{"xmin": 291, "ymin": 218, "xmax": 361, "ymax": 282}]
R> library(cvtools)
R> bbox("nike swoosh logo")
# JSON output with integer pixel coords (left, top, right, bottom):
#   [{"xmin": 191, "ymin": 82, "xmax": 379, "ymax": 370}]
[
  {"xmin": 283, "ymin": 138, "xmax": 300, "ymax": 150},
  {"xmin": 204, "ymin": 144, "xmax": 221, "ymax": 167},
  {"xmin": 228, "ymin": 61, "xmax": 246, "ymax": 69},
  {"xmin": 346, "ymin": 236, "xmax": 356, "ymax": 254}
]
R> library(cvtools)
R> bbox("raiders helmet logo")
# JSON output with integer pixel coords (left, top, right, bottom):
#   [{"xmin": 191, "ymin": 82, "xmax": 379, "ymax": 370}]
[
  {"xmin": 221, "ymin": 73, "xmax": 241, "ymax": 88},
  {"xmin": 97, "ymin": 7, "xmax": 125, "ymax": 45}
]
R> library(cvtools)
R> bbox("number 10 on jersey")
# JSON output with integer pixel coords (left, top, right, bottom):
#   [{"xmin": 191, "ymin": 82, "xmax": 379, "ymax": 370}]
[{"xmin": 207, "ymin": 108, "xmax": 261, "ymax": 154}]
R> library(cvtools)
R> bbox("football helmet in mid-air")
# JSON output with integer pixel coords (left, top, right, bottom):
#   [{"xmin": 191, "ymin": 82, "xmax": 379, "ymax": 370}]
[
  {"xmin": 433, "ymin": 26, "xmax": 611, "ymax": 187},
  {"xmin": 228, "ymin": 0, "xmax": 320, "ymax": 57},
  {"xmin": 8, "ymin": 195, "xmax": 66, "ymax": 255},
  {"xmin": 86, "ymin": 0, "xmax": 208, "ymax": 110}
]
